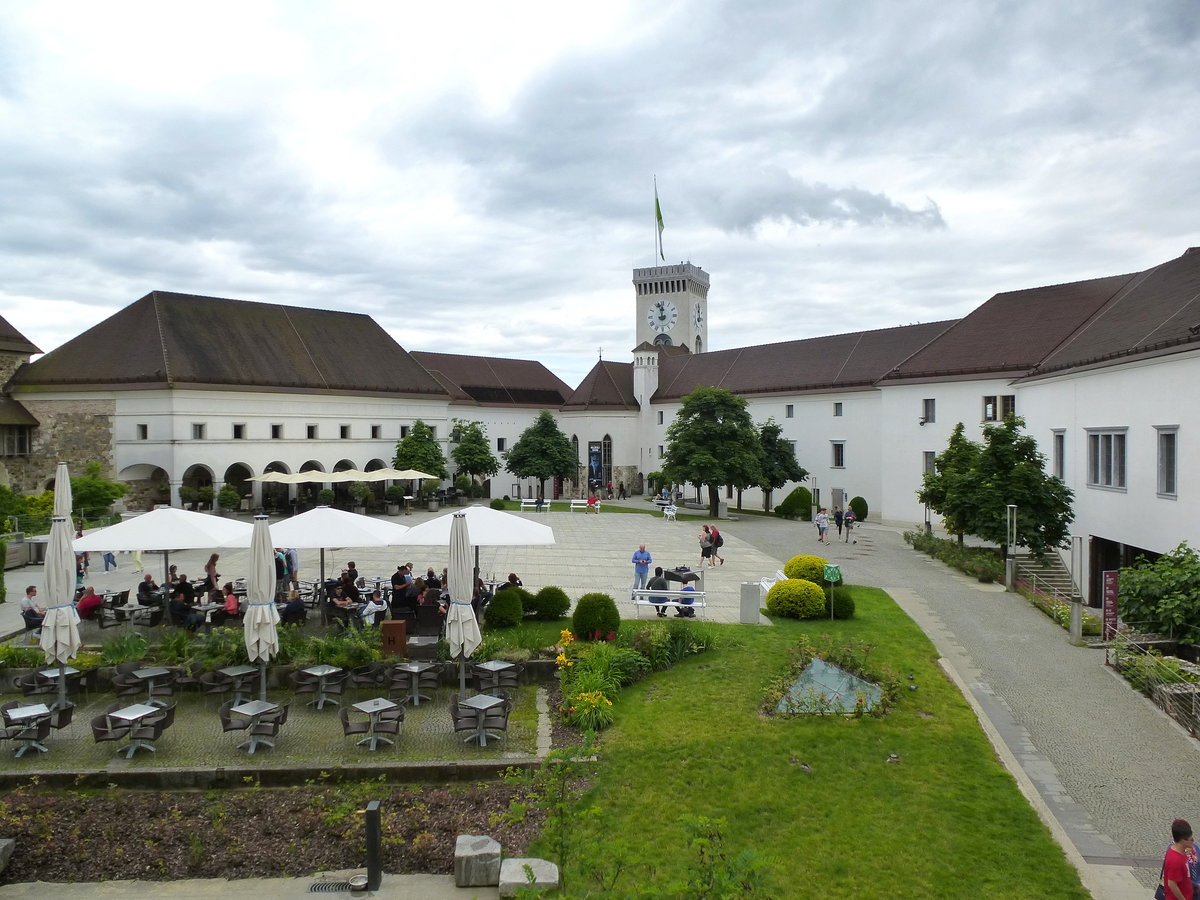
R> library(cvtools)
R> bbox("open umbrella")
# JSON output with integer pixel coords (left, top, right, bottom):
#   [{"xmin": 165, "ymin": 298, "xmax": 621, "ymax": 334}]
[
  {"xmin": 74, "ymin": 507, "xmax": 253, "ymax": 585},
  {"xmin": 445, "ymin": 513, "xmax": 481, "ymax": 697},
  {"xmin": 244, "ymin": 515, "xmax": 280, "ymax": 701},
  {"xmin": 402, "ymin": 504, "xmax": 555, "ymax": 576},
  {"xmin": 41, "ymin": 461, "xmax": 81, "ymax": 710}
]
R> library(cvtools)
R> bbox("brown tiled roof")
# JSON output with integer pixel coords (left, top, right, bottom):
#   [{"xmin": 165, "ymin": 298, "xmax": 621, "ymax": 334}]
[
  {"xmin": 11, "ymin": 291, "xmax": 449, "ymax": 397},
  {"xmin": 410, "ymin": 352, "xmax": 573, "ymax": 407},
  {"xmin": 883, "ymin": 273, "xmax": 1137, "ymax": 382},
  {"xmin": 653, "ymin": 321, "xmax": 954, "ymax": 400},
  {"xmin": 0, "ymin": 314, "xmax": 40, "ymax": 356},
  {"xmin": 0, "ymin": 396, "xmax": 37, "ymax": 426},
  {"xmin": 1025, "ymin": 248, "xmax": 1200, "ymax": 377},
  {"xmin": 562, "ymin": 360, "xmax": 638, "ymax": 410}
]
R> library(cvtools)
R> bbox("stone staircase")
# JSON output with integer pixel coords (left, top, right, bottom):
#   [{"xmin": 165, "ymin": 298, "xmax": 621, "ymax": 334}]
[{"xmin": 1014, "ymin": 551, "xmax": 1076, "ymax": 600}]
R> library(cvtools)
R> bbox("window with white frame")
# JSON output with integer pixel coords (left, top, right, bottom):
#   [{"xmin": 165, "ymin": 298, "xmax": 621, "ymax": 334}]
[
  {"xmin": 831, "ymin": 441, "xmax": 845, "ymax": 468},
  {"xmin": 1052, "ymin": 430, "xmax": 1065, "ymax": 480},
  {"xmin": 137, "ymin": 424, "xmax": 148, "ymax": 440},
  {"xmin": 922, "ymin": 399, "xmax": 935, "ymax": 424},
  {"xmin": 192, "ymin": 423, "xmax": 205, "ymax": 440},
  {"xmin": 271, "ymin": 424, "xmax": 283, "ymax": 440},
  {"xmin": 658, "ymin": 445, "xmax": 664, "ymax": 458},
  {"xmin": 1087, "ymin": 429, "xmax": 1126, "ymax": 489},
  {"xmin": 922, "ymin": 451, "xmax": 936, "ymax": 474},
  {"xmin": 371, "ymin": 425, "xmax": 381, "ymax": 439},
  {"xmin": 339, "ymin": 424, "xmax": 350, "ymax": 439},
  {"xmin": 1157, "ymin": 427, "xmax": 1178, "ymax": 497},
  {"xmin": 497, "ymin": 437, "xmax": 506, "ymax": 452},
  {"xmin": 785, "ymin": 404, "xmax": 794, "ymax": 418},
  {"xmin": 657, "ymin": 411, "xmax": 664, "ymax": 425},
  {"xmin": 232, "ymin": 424, "xmax": 245, "ymax": 440},
  {"xmin": 307, "ymin": 424, "xmax": 318, "ymax": 439},
  {"xmin": 983, "ymin": 394, "xmax": 1015, "ymax": 421},
  {"xmin": 833, "ymin": 402, "xmax": 843, "ymax": 417}
]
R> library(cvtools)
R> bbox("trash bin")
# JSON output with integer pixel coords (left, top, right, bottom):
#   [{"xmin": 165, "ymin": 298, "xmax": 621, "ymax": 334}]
[
  {"xmin": 740, "ymin": 582, "xmax": 760, "ymax": 625},
  {"xmin": 428, "ymin": 500, "xmax": 440, "ymax": 512}
]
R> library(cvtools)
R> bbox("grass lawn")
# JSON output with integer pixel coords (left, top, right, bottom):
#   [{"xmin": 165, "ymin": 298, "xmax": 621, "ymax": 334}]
[{"xmin": 536, "ymin": 586, "xmax": 1090, "ymax": 898}]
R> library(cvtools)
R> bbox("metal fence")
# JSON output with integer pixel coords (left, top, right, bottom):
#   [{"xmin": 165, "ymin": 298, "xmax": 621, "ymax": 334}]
[{"xmin": 1107, "ymin": 631, "xmax": 1200, "ymax": 737}]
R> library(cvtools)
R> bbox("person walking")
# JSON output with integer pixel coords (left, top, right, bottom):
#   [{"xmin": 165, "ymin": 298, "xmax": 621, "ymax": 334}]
[
  {"xmin": 102, "ymin": 550, "xmax": 118, "ymax": 573},
  {"xmin": 843, "ymin": 509, "xmax": 857, "ymax": 543},
  {"xmin": 815, "ymin": 508, "xmax": 830, "ymax": 544},
  {"xmin": 833, "ymin": 507, "xmax": 844, "ymax": 538},
  {"xmin": 631, "ymin": 544, "xmax": 652, "ymax": 596},
  {"xmin": 709, "ymin": 523, "xmax": 725, "ymax": 565},
  {"xmin": 1159, "ymin": 818, "xmax": 1195, "ymax": 900},
  {"xmin": 699, "ymin": 526, "xmax": 715, "ymax": 567}
]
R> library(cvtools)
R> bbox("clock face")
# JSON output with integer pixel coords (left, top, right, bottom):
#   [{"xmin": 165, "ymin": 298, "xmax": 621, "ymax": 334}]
[
  {"xmin": 647, "ymin": 299, "xmax": 678, "ymax": 333},
  {"xmin": 692, "ymin": 301, "xmax": 704, "ymax": 331}
]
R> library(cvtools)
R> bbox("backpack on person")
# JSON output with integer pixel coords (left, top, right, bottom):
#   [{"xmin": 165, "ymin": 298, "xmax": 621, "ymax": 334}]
[{"xmin": 715, "ymin": 532, "xmax": 724, "ymax": 548}]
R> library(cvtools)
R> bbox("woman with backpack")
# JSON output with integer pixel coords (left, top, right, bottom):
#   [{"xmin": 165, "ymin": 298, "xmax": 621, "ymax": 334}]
[{"xmin": 709, "ymin": 524, "xmax": 725, "ymax": 565}]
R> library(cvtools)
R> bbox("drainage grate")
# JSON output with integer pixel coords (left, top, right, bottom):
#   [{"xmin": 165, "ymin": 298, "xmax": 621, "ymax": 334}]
[{"xmin": 308, "ymin": 881, "xmax": 352, "ymax": 893}]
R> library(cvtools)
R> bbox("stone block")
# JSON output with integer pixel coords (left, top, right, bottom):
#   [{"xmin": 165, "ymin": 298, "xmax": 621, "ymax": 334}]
[
  {"xmin": 454, "ymin": 834, "xmax": 501, "ymax": 887},
  {"xmin": 499, "ymin": 857, "xmax": 559, "ymax": 897},
  {"xmin": 0, "ymin": 838, "xmax": 14, "ymax": 874}
]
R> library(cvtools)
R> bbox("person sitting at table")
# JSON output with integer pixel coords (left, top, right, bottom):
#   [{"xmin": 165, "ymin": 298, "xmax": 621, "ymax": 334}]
[
  {"xmin": 168, "ymin": 564, "xmax": 180, "ymax": 584},
  {"xmin": 136, "ymin": 573, "xmax": 161, "ymax": 606},
  {"xmin": 338, "ymin": 572, "xmax": 361, "ymax": 602},
  {"xmin": 280, "ymin": 593, "xmax": 307, "ymax": 626},
  {"xmin": 344, "ymin": 561, "xmax": 359, "ymax": 584},
  {"xmin": 329, "ymin": 586, "xmax": 356, "ymax": 630},
  {"xmin": 359, "ymin": 590, "xmax": 387, "ymax": 629},
  {"xmin": 496, "ymin": 573, "xmax": 523, "ymax": 592},
  {"xmin": 21, "ymin": 585, "xmax": 45, "ymax": 632},
  {"xmin": 212, "ymin": 584, "xmax": 242, "ymax": 626},
  {"xmin": 168, "ymin": 587, "xmax": 203, "ymax": 631},
  {"xmin": 421, "ymin": 581, "xmax": 442, "ymax": 608},
  {"xmin": 587, "ymin": 494, "xmax": 600, "ymax": 512},
  {"xmin": 75, "ymin": 585, "xmax": 104, "ymax": 619},
  {"xmin": 175, "ymin": 574, "xmax": 197, "ymax": 606},
  {"xmin": 472, "ymin": 576, "xmax": 493, "ymax": 614},
  {"xmin": 674, "ymin": 583, "xmax": 697, "ymax": 618}
]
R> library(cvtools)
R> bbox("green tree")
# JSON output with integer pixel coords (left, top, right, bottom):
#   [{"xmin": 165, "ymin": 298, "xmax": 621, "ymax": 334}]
[
  {"xmin": 756, "ymin": 418, "xmax": 808, "ymax": 512},
  {"xmin": 922, "ymin": 416, "xmax": 1073, "ymax": 558},
  {"xmin": 449, "ymin": 419, "xmax": 499, "ymax": 487},
  {"xmin": 1119, "ymin": 543, "xmax": 1200, "ymax": 634},
  {"xmin": 662, "ymin": 387, "xmax": 763, "ymax": 517},
  {"xmin": 918, "ymin": 422, "xmax": 980, "ymax": 544},
  {"xmin": 392, "ymin": 420, "xmax": 447, "ymax": 479},
  {"xmin": 504, "ymin": 410, "xmax": 577, "ymax": 499},
  {"xmin": 70, "ymin": 462, "xmax": 127, "ymax": 517}
]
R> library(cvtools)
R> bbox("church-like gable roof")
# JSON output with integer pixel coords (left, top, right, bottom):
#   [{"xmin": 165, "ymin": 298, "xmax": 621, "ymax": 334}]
[
  {"xmin": 1024, "ymin": 247, "xmax": 1200, "ymax": 378},
  {"xmin": 882, "ymin": 272, "xmax": 1137, "ymax": 383},
  {"xmin": 0, "ymin": 313, "xmax": 40, "ymax": 356},
  {"xmin": 12, "ymin": 291, "xmax": 449, "ymax": 397},
  {"xmin": 410, "ymin": 352, "xmax": 573, "ymax": 407},
  {"xmin": 563, "ymin": 360, "xmax": 638, "ymax": 410},
  {"xmin": 653, "ymin": 321, "xmax": 954, "ymax": 401}
]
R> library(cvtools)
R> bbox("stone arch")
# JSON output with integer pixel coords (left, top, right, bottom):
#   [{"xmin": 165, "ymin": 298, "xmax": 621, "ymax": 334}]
[
  {"xmin": 332, "ymin": 459, "xmax": 358, "ymax": 506},
  {"xmin": 117, "ymin": 464, "xmax": 170, "ymax": 511},
  {"xmin": 262, "ymin": 461, "xmax": 291, "ymax": 513}
]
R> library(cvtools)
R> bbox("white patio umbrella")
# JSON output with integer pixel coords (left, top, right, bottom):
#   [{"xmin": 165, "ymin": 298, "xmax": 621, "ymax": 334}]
[
  {"xmin": 446, "ymin": 513, "xmax": 482, "ymax": 697},
  {"xmin": 74, "ymin": 507, "xmax": 253, "ymax": 585},
  {"xmin": 244, "ymin": 515, "xmax": 280, "ymax": 701},
  {"xmin": 41, "ymin": 461, "xmax": 81, "ymax": 709},
  {"xmin": 402, "ymin": 504, "xmax": 555, "ymax": 575}
]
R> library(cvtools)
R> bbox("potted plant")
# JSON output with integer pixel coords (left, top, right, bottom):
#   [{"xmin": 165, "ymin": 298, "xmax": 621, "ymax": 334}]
[
  {"xmin": 349, "ymin": 481, "xmax": 372, "ymax": 515},
  {"xmin": 423, "ymin": 478, "xmax": 441, "ymax": 511},
  {"xmin": 317, "ymin": 488, "xmax": 336, "ymax": 507},
  {"xmin": 177, "ymin": 484, "xmax": 199, "ymax": 509},
  {"xmin": 196, "ymin": 486, "xmax": 215, "ymax": 510},
  {"xmin": 217, "ymin": 485, "xmax": 241, "ymax": 515},
  {"xmin": 385, "ymin": 484, "xmax": 406, "ymax": 516}
]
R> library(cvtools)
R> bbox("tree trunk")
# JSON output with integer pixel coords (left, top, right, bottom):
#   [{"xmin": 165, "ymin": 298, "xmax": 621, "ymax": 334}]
[{"xmin": 707, "ymin": 484, "xmax": 720, "ymax": 517}]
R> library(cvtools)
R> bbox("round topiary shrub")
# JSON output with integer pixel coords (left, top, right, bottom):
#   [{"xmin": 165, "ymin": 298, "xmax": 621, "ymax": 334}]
[
  {"xmin": 783, "ymin": 554, "xmax": 828, "ymax": 583},
  {"xmin": 489, "ymin": 498, "xmax": 506, "ymax": 510},
  {"xmin": 765, "ymin": 579, "xmax": 827, "ymax": 619},
  {"xmin": 485, "ymin": 589, "xmax": 524, "ymax": 628},
  {"xmin": 571, "ymin": 592, "xmax": 621, "ymax": 640},
  {"xmin": 824, "ymin": 587, "xmax": 856, "ymax": 620},
  {"xmin": 849, "ymin": 496, "xmax": 868, "ymax": 521},
  {"xmin": 529, "ymin": 585, "xmax": 571, "ymax": 620},
  {"xmin": 775, "ymin": 485, "xmax": 812, "ymax": 520}
]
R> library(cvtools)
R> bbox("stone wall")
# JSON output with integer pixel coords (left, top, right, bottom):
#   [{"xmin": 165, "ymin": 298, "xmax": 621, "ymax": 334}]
[
  {"xmin": 3, "ymin": 397, "xmax": 116, "ymax": 492},
  {"xmin": 0, "ymin": 352, "xmax": 32, "ymax": 387}
]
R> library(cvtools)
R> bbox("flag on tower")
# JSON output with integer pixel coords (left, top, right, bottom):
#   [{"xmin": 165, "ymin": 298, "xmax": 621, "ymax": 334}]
[{"xmin": 654, "ymin": 181, "xmax": 665, "ymax": 261}]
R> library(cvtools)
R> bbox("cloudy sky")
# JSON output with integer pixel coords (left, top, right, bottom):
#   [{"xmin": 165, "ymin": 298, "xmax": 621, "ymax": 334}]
[{"xmin": 2, "ymin": 1, "xmax": 1197, "ymax": 387}]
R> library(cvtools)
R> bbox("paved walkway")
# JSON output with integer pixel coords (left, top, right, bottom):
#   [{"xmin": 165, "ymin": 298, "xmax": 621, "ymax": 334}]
[{"xmin": 3, "ymin": 501, "xmax": 1196, "ymax": 897}]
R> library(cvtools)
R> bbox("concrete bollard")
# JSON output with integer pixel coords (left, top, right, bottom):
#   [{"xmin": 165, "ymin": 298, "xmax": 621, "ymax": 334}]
[{"xmin": 740, "ymin": 582, "xmax": 760, "ymax": 624}]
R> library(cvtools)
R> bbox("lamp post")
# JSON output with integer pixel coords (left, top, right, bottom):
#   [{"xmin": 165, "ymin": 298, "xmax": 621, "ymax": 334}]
[
  {"xmin": 1068, "ymin": 534, "xmax": 1084, "ymax": 641},
  {"xmin": 1005, "ymin": 504, "xmax": 1017, "ymax": 591},
  {"xmin": 924, "ymin": 501, "xmax": 931, "ymax": 535}
]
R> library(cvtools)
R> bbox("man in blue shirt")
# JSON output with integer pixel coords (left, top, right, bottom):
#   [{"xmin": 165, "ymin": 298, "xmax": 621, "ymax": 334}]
[{"xmin": 631, "ymin": 544, "xmax": 652, "ymax": 596}]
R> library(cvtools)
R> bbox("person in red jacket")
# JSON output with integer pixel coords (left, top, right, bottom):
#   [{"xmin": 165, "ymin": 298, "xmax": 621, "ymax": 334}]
[
  {"xmin": 1162, "ymin": 818, "xmax": 1195, "ymax": 900},
  {"xmin": 75, "ymin": 586, "xmax": 104, "ymax": 619}
]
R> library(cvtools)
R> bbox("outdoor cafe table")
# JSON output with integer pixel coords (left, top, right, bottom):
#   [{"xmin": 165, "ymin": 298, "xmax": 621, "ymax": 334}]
[
  {"xmin": 131, "ymin": 666, "xmax": 172, "ymax": 705},
  {"xmin": 217, "ymin": 665, "xmax": 257, "ymax": 704},
  {"xmin": 39, "ymin": 666, "xmax": 80, "ymax": 709},
  {"xmin": 107, "ymin": 703, "xmax": 160, "ymax": 758},
  {"xmin": 458, "ymin": 693, "xmax": 504, "ymax": 747},
  {"xmin": 393, "ymin": 662, "xmax": 436, "ymax": 706},
  {"xmin": 352, "ymin": 697, "xmax": 399, "ymax": 751},
  {"xmin": 195, "ymin": 603, "xmax": 222, "ymax": 634},
  {"xmin": 474, "ymin": 659, "xmax": 515, "ymax": 692},
  {"xmin": 5, "ymin": 703, "xmax": 51, "ymax": 757},
  {"xmin": 229, "ymin": 700, "xmax": 280, "ymax": 755},
  {"xmin": 301, "ymin": 665, "xmax": 344, "ymax": 709}
]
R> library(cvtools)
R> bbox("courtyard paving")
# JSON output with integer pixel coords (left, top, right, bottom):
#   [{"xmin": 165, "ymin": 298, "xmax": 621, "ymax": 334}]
[{"xmin": 0, "ymin": 500, "xmax": 1192, "ymax": 897}]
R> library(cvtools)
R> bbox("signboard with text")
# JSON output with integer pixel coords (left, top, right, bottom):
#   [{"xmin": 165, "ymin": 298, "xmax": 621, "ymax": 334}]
[{"xmin": 1102, "ymin": 570, "xmax": 1119, "ymax": 640}]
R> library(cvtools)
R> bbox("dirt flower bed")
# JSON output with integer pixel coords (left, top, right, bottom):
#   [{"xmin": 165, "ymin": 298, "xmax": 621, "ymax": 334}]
[{"xmin": 0, "ymin": 779, "xmax": 544, "ymax": 884}]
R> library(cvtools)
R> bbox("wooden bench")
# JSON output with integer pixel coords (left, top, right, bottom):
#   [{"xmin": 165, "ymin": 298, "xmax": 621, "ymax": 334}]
[
  {"xmin": 631, "ymin": 588, "xmax": 707, "ymax": 618},
  {"xmin": 570, "ymin": 499, "xmax": 600, "ymax": 513},
  {"xmin": 518, "ymin": 499, "xmax": 551, "ymax": 512}
]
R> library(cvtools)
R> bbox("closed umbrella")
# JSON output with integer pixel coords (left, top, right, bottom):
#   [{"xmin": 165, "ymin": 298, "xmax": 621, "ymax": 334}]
[
  {"xmin": 243, "ymin": 515, "xmax": 280, "ymax": 701},
  {"xmin": 445, "ymin": 513, "xmax": 481, "ymax": 697},
  {"xmin": 41, "ymin": 461, "xmax": 81, "ymax": 709}
]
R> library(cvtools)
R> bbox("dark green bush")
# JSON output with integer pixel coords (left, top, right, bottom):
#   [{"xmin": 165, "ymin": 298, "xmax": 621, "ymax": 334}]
[
  {"xmin": 572, "ymin": 592, "xmax": 621, "ymax": 640},
  {"xmin": 775, "ymin": 485, "xmax": 812, "ymax": 520},
  {"xmin": 485, "ymin": 589, "xmax": 524, "ymax": 628},
  {"xmin": 849, "ymin": 496, "xmax": 868, "ymax": 521},
  {"xmin": 823, "ymin": 587, "xmax": 856, "ymax": 620},
  {"xmin": 783, "ymin": 554, "xmax": 829, "ymax": 583},
  {"xmin": 765, "ymin": 579, "xmax": 826, "ymax": 619},
  {"xmin": 576, "ymin": 641, "xmax": 651, "ymax": 686},
  {"xmin": 489, "ymin": 498, "xmax": 506, "ymax": 510},
  {"xmin": 529, "ymin": 585, "xmax": 571, "ymax": 620}
]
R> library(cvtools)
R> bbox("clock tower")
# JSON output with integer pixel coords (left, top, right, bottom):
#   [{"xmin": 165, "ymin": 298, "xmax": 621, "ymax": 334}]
[{"xmin": 633, "ymin": 263, "xmax": 709, "ymax": 353}]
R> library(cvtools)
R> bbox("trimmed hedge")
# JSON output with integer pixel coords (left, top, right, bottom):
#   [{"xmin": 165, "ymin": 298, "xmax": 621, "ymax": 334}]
[
  {"xmin": 783, "ymin": 554, "xmax": 829, "ymax": 583},
  {"xmin": 572, "ymin": 592, "xmax": 621, "ymax": 640},
  {"xmin": 765, "ymin": 578, "xmax": 826, "ymax": 619},
  {"xmin": 849, "ymin": 495, "xmax": 868, "ymax": 521},
  {"xmin": 775, "ymin": 485, "xmax": 812, "ymax": 520},
  {"xmin": 485, "ymin": 589, "xmax": 524, "ymax": 628},
  {"xmin": 529, "ymin": 585, "xmax": 571, "ymax": 620}
]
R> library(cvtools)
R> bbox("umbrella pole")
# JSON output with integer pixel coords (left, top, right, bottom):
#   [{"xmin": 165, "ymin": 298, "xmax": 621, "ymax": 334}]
[
  {"xmin": 320, "ymin": 549, "xmax": 327, "ymax": 625},
  {"xmin": 459, "ymin": 652, "xmax": 467, "ymax": 698},
  {"xmin": 57, "ymin": 661, "xmax": 68, "ymax": 710},
  {"xmin": 259, "ymin": 659, "xmax": 268, "ymax": 702}
]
